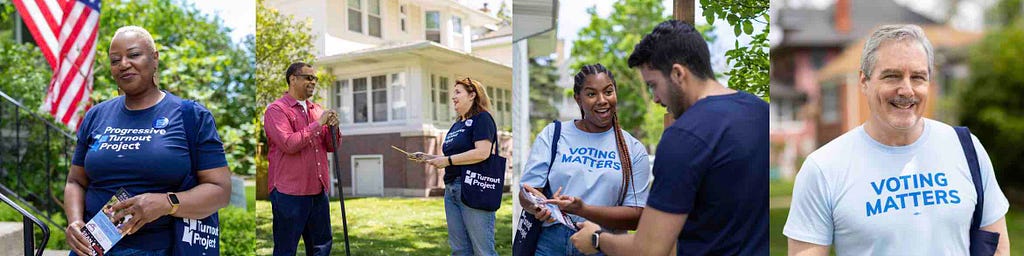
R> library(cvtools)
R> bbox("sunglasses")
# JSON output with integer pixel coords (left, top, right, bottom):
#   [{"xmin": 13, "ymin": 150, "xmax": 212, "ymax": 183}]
[{"xmin": 293, "ymin": 74, "xmax": 319, "ymax": 82}]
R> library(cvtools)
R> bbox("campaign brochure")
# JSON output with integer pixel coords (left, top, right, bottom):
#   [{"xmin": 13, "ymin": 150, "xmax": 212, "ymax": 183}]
[
  {"xmin": 521, "ymin": 186, "xmax": 577, "ymax": 231},
  {"xmin": 81, "ymin": 188, "xmax": 133, "ymax": 256}
]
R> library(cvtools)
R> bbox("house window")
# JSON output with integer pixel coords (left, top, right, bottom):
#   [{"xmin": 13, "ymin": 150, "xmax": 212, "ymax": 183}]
[
  {"xmin": 340, "ymin": 73, "xmax": 404, "ymax": 124},
  {"xmin": 390, "ymin": 73, "xmax": 406, "ymax": 120},
  {"xmin": 484, "ymin": 86, "xmax": 511, "ymax": 129},
  {"xmin": 347, "ymin": 0, "xmax": 381, "ymax": 38},
  {"xmin": 822, "ymin": 85, "xmax": 839, "ymax": 123},
  {"xmin": 335, "ymin": 80, "xmax": 354, "ymax": 124},
  {"xmin": 371, "ymin": 75, "xmax": 387, "ymax": 122},
  {"xmin": 451, "ymin": 16, "xmax": 463, "ymax": 35},
  {"xmin": 431, "ymin": 75, "xmax": 451, "ymax": 121},
  {"xmin": 353, "ymin": 78, "xmax": 368, "ymax": 123},
  {"xmin": 399, "ymin": 5, "xmax": 407, "ymax": 32},
  {"xmin": 503, "ymin": 88, "xmax": 511, "ymax": 128},
  {"xmin": 425, "ymin": 11, "xmax": 441, "ymax": 43},
  {"xmin": 367, "ymin": 0, "xmax": 381, "ymax": 37},
  {"xmin": 347, "ymin": 0, "xmax": 362, "ymax": 33}
]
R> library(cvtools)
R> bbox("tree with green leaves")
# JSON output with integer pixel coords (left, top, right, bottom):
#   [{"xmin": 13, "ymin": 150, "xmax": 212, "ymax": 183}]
[
  {"xmin": 700, "ymin": 0, "xmax": 770, "ymax": 100},
  {"xmin": 528, "ymin": 56, "xmax": 562, "ymax": 139},
  {"xmin": 957, "ymin": 17, "xmax": 1024, "ymax": 188}
]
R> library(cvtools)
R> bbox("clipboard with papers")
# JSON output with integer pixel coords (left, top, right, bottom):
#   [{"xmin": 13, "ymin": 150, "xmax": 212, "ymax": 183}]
[{"xmin": 391, "ymin": 145, "xmax": 424, "ymax": 162}]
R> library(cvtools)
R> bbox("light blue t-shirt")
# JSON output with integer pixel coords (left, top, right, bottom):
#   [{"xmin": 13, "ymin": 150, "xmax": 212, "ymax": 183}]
[
  {"xmin": 783, "ymin": 119, "xmax": 1009, "ymax": 255},
  {"xmin": 520, "ymin": 121, "xmax": 651, "ymax": 228}
]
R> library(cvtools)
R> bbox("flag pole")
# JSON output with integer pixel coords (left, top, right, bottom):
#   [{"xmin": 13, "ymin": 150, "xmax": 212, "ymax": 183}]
[{"xmin": 329, "ymin": 126, "xmax": 352, "ymax": 256}]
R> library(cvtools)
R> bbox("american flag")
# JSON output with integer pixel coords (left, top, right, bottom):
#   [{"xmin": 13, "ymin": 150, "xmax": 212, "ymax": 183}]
[{"xmin": 13, "ymin": 0, "xmax": 100, "ymax": 131}]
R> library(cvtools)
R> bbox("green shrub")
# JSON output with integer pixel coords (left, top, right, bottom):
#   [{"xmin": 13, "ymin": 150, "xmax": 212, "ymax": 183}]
[{"xmin": 219, "ymin": 206, "xmax": 255, "ymax": 256}]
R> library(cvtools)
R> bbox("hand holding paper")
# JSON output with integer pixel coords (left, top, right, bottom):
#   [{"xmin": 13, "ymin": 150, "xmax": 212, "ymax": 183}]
[{"xmin": 521, "ymin": 185, "xmax": 577, "ymax": 231}]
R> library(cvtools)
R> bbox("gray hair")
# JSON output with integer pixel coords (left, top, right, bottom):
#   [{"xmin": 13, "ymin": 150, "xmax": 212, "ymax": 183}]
[
  {"xmin": 111, "ymin": 25, "xmax": 156, "ymax": 51},
  {"xmin": 860, "ymin": 24, "xmax": 934, "ymax": 78}
]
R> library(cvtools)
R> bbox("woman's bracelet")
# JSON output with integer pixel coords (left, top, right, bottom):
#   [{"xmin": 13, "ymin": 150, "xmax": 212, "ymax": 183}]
[{"xmin": 448, "ymin": 156, "xmax": 454, "ymax": 166}]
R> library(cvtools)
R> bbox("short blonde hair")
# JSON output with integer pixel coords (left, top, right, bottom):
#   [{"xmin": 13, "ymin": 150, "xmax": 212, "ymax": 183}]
[{"xmin": 111, "ymin": 25, "xmax": 156, "ymax": 51}]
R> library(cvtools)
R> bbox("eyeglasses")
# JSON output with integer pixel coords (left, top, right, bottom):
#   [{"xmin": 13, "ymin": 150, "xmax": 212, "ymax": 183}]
[{"xmin": 293, "ymin": 74, "xmax": 319, "ymax": 82}]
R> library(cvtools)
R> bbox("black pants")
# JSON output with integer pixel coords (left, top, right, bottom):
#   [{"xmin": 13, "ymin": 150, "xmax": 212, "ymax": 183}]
[{"xmin": 270, "ymin": 189, "xmax": 333, "ymax": 256}]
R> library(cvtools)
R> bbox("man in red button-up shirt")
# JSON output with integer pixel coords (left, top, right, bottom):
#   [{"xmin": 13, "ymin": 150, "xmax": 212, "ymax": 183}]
[{"xmin": 264, "ymin": 62, "xmax": 340, "ymax": 256}]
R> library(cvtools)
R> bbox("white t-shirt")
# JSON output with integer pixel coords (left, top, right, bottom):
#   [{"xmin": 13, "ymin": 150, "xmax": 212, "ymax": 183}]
[
  {"xmin": 297, "ymin": 100, "xmax": 308, "ymax": 112},
  {"xmin": 520, "ymin": 121, "xmax": 651, "ymax": 228},
  {"xmin": 784, "ymin": 119, "xmax": 1008, "ymax": 255}
]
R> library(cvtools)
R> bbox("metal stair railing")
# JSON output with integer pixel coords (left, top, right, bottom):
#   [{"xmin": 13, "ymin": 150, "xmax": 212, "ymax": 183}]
[
  {"xmin": 0, "ymin": 191, "xmax": 49, "ymax": 256},
  {"xmin": 0, "ymin": 89, "xmax": 77, "ymax": 254}
]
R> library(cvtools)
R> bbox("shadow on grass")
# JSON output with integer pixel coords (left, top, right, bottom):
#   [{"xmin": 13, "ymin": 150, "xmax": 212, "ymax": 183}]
[{"xmin": 257, "ymin": 195, "xmax": 513, "ymax": 255}]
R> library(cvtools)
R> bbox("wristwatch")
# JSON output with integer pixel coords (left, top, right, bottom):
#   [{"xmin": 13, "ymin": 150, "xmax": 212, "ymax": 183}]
[
  {"xmin": 591, "ymin": 229, "xmax": 604, "ymax": 252},
  {"xmin": 167, "ymin": 192, "xmax": 180, "ymax": 215}
]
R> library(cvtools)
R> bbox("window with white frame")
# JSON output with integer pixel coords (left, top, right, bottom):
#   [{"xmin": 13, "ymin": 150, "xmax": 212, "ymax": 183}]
[
  {"xmin": 371, "ymin": 75, "xmax": 387, "ymax": 122},
  {"xmin": 451, "ymin": 16, "xmax": 463, "ymax": 35},
  {"xmin": 485, "ymin": 86, "xmax": 512, "ymax": 129},
  {"xmin": 347, "ymin": 0, "xmax": 382, "ymax": 38},
  {"xmin": 425, "ymin": 11, "xmax": 441, "ymax": 43},
  {"xmin": 431, "ymin": 75, "xmax": 451, "ymax": 122},
  {"xmin": 499, "ymin": 88, "xmax": 507, "ymax": 128},
  {"xmin": 390, "ymin": 73, "xmax": 406, "ymax": 120},
  {"xmin": 352, "ymin": 78, "xmax": 369, "ymax": 123},
  {"xmin": 367, "ymin": 0, "xmax": 381, "ymax": 37},
  {"xmin": 822, "ymin": 85, "xmax": 838, "ymax": 123},
  {"xmin": 335, "ymin": 80, "xmax": 353, "ymax": 124},
  {"xmin": 339, "ymin": 73, "xmax": 404, "ymax": 124},
  {"xmin": 347, "ymin": 0, "xmax": 362, "ymax": 33}
]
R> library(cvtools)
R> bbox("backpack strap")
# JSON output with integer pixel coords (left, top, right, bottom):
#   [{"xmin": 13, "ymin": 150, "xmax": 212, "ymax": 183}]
[
  {"xmin": 174, "ymin": 100, "xmax": 202, "ymax": 191},
  {"xmin": 542, "ymin": 120, "xmax": 561, "ymax": 196},
  {"xmin": 954, "ymin": 126, "xmax": 985, "ymax": 232}
]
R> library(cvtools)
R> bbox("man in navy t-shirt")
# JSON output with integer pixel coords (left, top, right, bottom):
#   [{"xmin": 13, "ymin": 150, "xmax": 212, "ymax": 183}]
[{"xmin": 570, "ymin": 20, "xmax": 769, "ymax": 255}]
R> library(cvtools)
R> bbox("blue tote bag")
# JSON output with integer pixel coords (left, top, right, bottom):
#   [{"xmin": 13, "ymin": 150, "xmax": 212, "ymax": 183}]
[
  {"xmin": 172, "ymin": 100, "xmax": 220, "ymax": 256},
  {"xmin": 459, "ymin": 117, "xmax": 507, "ymax": 212}
]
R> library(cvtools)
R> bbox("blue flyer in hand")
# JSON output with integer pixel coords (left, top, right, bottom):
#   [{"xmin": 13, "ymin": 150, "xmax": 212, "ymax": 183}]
[{"xmin": 80, "ymin": 188, "xmax": 132, "ymax": 256}]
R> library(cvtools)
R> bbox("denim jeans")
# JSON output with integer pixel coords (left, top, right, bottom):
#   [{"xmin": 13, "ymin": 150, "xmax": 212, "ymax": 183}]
[
  {"xmin": 445, "ymin": 181, "xmax": 498, "ymax": 256},
  {"xmin": 535, "ymin": 224, "xmax": 605, "ymax": 256},
  {"xmin": 270, "ymin": 189, "xmax": 333, "ymax": 256},
  {"xmin": 70, "ymin": 247, "xmax": 168, "ymax": 256}
]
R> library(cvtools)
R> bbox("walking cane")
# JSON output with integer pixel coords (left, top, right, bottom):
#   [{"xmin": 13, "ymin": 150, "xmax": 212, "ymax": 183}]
[{"xmin": 329, "ymin": 126, "xmax": 352, "ymax": 256}]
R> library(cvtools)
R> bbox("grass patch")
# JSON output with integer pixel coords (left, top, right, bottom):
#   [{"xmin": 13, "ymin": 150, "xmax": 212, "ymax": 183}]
[
  {"xmin": 770, "ymin": 179, "xmax": 794, "ymax": 198},
  {"xmin": 256, "ymin": 195, "xmax": 513, "ymax": 255}
]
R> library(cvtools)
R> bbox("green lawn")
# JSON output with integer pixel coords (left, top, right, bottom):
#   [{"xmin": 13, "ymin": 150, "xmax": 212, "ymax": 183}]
[
  {"xmin": 256, "ymin": 195, "xmax": 513, "ymax": 255},
  {"xmin": 769, "ymin": 179, "xmax": 794, "ymax": 198}
]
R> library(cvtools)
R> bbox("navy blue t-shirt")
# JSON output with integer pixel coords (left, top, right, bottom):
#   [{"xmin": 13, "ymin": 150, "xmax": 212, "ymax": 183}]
[
  {"xmin": 442, "ymin": 111, "xmax": 496, "ymax": 184},
  {"xmin": 72, "ymin": 91, "xmax": 227, "ymax": 250},
  {"xmin": 646, "ymin": 91, "xmax": 768, "ymax": 255}
]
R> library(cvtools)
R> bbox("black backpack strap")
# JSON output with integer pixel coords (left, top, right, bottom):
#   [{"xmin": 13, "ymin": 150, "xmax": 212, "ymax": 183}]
[{"xmin": 955, "ymin": 126, "xmax": 984, "ymax": 231}]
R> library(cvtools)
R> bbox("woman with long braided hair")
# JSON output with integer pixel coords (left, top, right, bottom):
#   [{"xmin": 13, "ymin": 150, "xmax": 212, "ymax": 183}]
[{"xmin": 519, "ymin": 63, "xmax": 651, "ymax": 256}]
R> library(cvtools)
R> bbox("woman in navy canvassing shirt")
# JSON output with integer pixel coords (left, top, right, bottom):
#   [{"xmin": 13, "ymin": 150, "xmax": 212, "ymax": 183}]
[
  {"xmin": 414, "ymin": 77, "xmax": 498, "ymax": 256},
  {"xmin": 63, "ymin": 26, "xmax": 230, "ymax": 256}
]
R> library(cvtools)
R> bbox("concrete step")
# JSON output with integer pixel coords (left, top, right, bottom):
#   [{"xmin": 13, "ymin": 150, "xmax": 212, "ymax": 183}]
[
  {"xmin": 0, "ymin": 222, "xmax": 73, "ymax": 256},
  {"xmin": 0, "ymin": 222, "xmax": 25, "ymax": 255},
  {"xmin": 42, "ymin": 249, "xmax": 70, "ymax": 256}
]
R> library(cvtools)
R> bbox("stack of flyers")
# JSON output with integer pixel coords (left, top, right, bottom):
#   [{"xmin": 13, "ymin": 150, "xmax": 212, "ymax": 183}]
[
  {"xmin": 80, "ymin": 188, "xmax": 133, "ymax": 256},
  {"xmin": 520, "ymin": 186, "xmax": 578, "ymax": 231}
]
